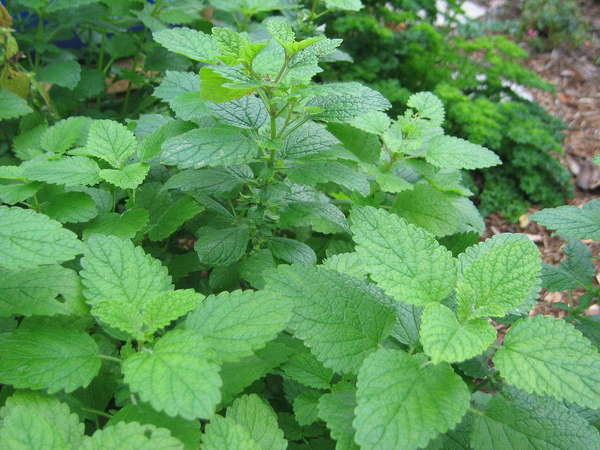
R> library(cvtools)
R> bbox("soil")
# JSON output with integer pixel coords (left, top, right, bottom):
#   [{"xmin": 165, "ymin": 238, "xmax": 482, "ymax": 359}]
[{"xmin": 478, "ymin": 0, "xmax": 600, "ymax": 315}]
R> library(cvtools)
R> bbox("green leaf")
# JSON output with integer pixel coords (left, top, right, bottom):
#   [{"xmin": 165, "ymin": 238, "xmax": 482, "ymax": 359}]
[
  {"xmin": 199, "ymin": 66, "xmax": 255, "ymax": 102},
  {"xmin": 209, "ymin": 95, "xmax": 268, "ymax": 129},
  {"xmin": 169, "ymin": 91, "xmax": 210, "ymax": 121},
  {"xmin": 308, "ymin": 83, "xmax": 391, "ymax": 122},
  {"xmin": 318, "ymin": 384, "xmax": 359, "ymax": 450},
  {"xmin": 24, "ymin": 156, "xmax": 101, "ymax": 186},
  {"xmin": 185, "ymin": 289, "xmax": 291, "ymax": 363},
  {"xmin": 99, "ymin": 162, "xmax": 150, "ymax": 189},
  {"xmin": 153, "ymin": 27, "xmax": 220, "ymax": 63},
  {"xmin": 82, "ymin": 422, "xmax": 184, "ymax": 450},
  {"xmin": 0, "ymin": 391, "xmax": 84, "ymax": 449},
  {"xmin": 0, "ymin": 88, "xmax": 32, "ymax": 120},
  {"xmin": 45, "ymin": 0, "xmax": 99, "ymax": 12},
  {"xmin": 324, "ymin": 0, "xmax": 363, "ymax": 10},
  {"xmin": 354, "ymin": 349, "xmax": 470, "ymax": 450},
  {"xmin": 147, "ymin": 195, "xmax": 203, "ymax": 242},
  {"xmin": 351, "ymin": 206, "xmax": 457, "ymax": 305},
  {"xmin": 0, "ymin": 206, "xmax": 83, "ymax": 270},
  {"xmin": 154, "ymin": 71, "xmax": 199, "ymax": 104},
  {"xmin": 542, "ymin": 239, "xmax": 595, "ymax": 291},
  {"xmin": 140, "ymin": 120, "xmax": 196, "ymax": 162},
  {"xmin": 37, "ymin": 61, "xmax": 81, "ymax": 90},
  {"xmin": 266, "ymin": 16, "xmax": 295, "ymax": 44},
  {"xmin": 0, "ymin": 325, "xmax": 100, "ymax": 393},
  {"xmin": 281, "ymin": 344, "xmax": 335, "ymax": 389},
  {"xmin": 322, "ymin": 252, "xmax": 368, "ymax": 280},
  {"xmin": 293, "ymin": 390, "xmax": 321, "ymax": 426},
  {"xmin": 44, "ymin": 191, "xmax": 98, "ymax": 223},
  {"xmin": 456, "ymin": 234, "xmax": 541, "ymax": 319},
  {"xmin": 202, "ymin": 415, "xmax": 261, "ymax": 450},
  {"xmin": 239, "ymin": 249, "xmax": 276, "ymax": 289},
  {"xmin": 161, "ymin": 128, "xmax": 259, "ymax": 169},
  {"xmin": 420, "ymin": 303, "xmax": 496, "ymax": 364},
  {"xmin": 406, "ymin": 92, "xmax": 445, "ymax": 126},
  {"xmin": 532, "ymin": 199, "xmax": 600, "ymax": 240},
  {"xmin": 425, "ymin": 135, "xmax": 501, "ymax": 170},
  {"xmin": 40, "ymin": 117, "xmax": 91, "ymax": 153},
  {"xmin": 268, "ymin": 237, "xmax": 317, "ymax": 265},
  {"xmin": 470, "ymin": 389, "xmax": 600, "ymax": 450},
  {"xmin": 109, "ymin": 403, "xmax": 201, "ymax": 450},
  {"xmin": 195, "ymin": 225, "xmax": 249, "ymax": 266},
  {"xmin": 82, "ymin": 119, "xmax": 139, "ymax": 168},
  {"xmin": 83, "ymin": 208, "xmax": 149, "ymax": 239},
  {"xmin": 279, "ymin": 121, "xmax": 339, "ymax": 159},
  {"xmin": 494, "ymin": 315, "xmax": 600, "ymax": 408},
  {"xmin": 80, "ymin": 234, "xmax": 172, "ymax": 305},
  {"xmin": 327, "ymin": 122, "xmax": 381, "ymax": 164},
  {"xmin": 226, "ymin": 394, "xmax": 287, "ymax": 450},
  {"xmin": 264, "ymin": 265, "xmax": 395, "ymax": 374},
  {"xmin": 0, "ymin": 182, "xmax": 42, "ymax": 205},
  {"xmin": 349, "ymin": 110, "xmax": 390, "ymax": 135},
  {"xmin": 287, "ymin": 161, "xmax": 370, "ymax": 196},
  {"xmin": 123, "ymin": 330, "xmax": 221, "ymax": 420}
]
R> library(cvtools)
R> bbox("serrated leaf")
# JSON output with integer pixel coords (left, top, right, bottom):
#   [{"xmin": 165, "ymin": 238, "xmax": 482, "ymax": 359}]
[
  {"xmin": 148, "ymin": 195, "xmax": 203, "ymax": 242},
  {"xmin": 0, "ymin": 391, "xmax": 84, "ymax": 449},
  {"xmin": 153, "ymin": 27, "xmax": 220, "ymax": 63},
  {"xmin": 349, "ymin": 110, "xmax": 390, "ymax": 135},
  {"xmin": 44, "ymin": 191, "xmax": 98, "ymax": 223},
  {"xmin": 322, "ymin": 252, "xmax": 368, "ymax": 280},
  {"xmin": 226, "ymin": 394, "xmax": 287, "ymax": 450},
  {"xmin": 195, "ymin": 225, "xmax": 249, "ymax": 266},
  {"xmin": 80, "ymin": 234, "xmax": 172, "ymax": 305},
  {"xmin": 123, "ymin": 330, "xmax": 221, "ymax": 420},
  {"xmin": 40, "ymin": 117, "xmax": 91, "ymax": 153},
  {"xmin": 268, "ymin": 237, "xmax": 317, "ymax": 265},
  {"xmin": 202, "ymin": 415, "xmax": 262, "ymax": 450},
  {"xmin": 154, "ymin": 71, "xmax": 200, "ymax": 104},
  {"xmin": 494, "ymin": 315, "xmax": 600, "ymax": 408},
  {"xmin": 351, "ymin": 206, "xmax": 456, "ymax": 305},
  {"xmin": 37, "ymin": 60, "xmax": 81, "ymax": 90},
  {"xmin": 308, "ymin": 83, "xmax": 390, "ymax": 122},
  {"xmin": 318, "ymin": 384, "xmax": 359, "ymax": 450},
  {"xmin": 456, "ymin": 235, "xmax": 541, "ymax": 319},
  {"xmin": 406, "ymin": 92, "xmax": 445, "ymax": 126},
  {"xmin": 264, "ymin": 265, "xmax": 395, "ymax": 374},
  {"xmin": 281, "ymin": 344, "xmax": 335, "ymax": 389},
  {"xmin": 279, "ymin": 121, "xmax": 339, "ymax": 159},
  {"xmin": 99, "ymin": 162, "xmax": 149, "ymax": 189},
  {"xmin": 209, "ymin": 95, "xmax": 268, "ymax": 129},
  {"xmin": 0, "ymin": 206, "xmax": 83, "ymax": 270},
  {"xmin": 83, "ymin": 208, "xmax": 149, "ymax": 239},
  {"xmin": 161, "ymin": 128, "xmax": 258, "ymax": 169},
  {"xmin": 0, "ymin": 325, "xmax": 100, "ymax": 393},
  {"xmin": 532, "ymin": 199, "xmax": 600, "ymax": 240},
  {"xmin": 327, "ymin": 122, "xmax": 381, "ymax": 164},
  {"xmin": 170, "ymin": 91, "xmax": 210, "ymax": 121},
  {"xmin": 140, "ymin": 120, "xmax": 196, "ymax": 162},
  {"xmin": 185, "ymin": 289, "xmax": 290, "ymax": 363},
  {"xmin": 287, "ymin": 161, "xmax": 370, "ymax": 196},
  {"xmin": 421, "ymin": 303, "xmax": 496, "ymax": 364},
  {"xmin": 542, "ymin": 239, "xmax": 595, "ymax": 291},
  {"xmin": 354, "ymin": 349, "xmax": 470, "ymax": 450},
  {"xmin": 425, "ymin": 135, "xmax": 501, "ymax": 170},
  {"xmin": 82, "ymin": 422, "xmax": 184, "ymax": 450},
  {"xmin": 325, "ymin": 0, "xmax": 363, "ymax": 10},
  {"xmin": 199, "ymin": 66, "xmax": 255, "ymax": 103},
  {"xmin": 0, "ymin": 88, "xmax": 33, "ymax": 120},
  {"xmin": 23, "ymin": 156, "xmax": 101, "ymax": 186},
  {"xmin": 82, "ymin": 120, "xmax": 139, "ymax": 168},
  {"xmin": 239, "ymin": 249, "xmax": 276, "ymax": 289},
  {"xmin": 0, "ymin": 182, "xmax": 41, "ymax": 204},
  {"xmin": 293, "ymin": 390, "xmax": 321, "ymax": 426}
]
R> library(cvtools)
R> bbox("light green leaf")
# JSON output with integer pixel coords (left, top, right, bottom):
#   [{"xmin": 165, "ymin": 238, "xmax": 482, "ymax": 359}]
[
  {"xmin": 324, "ymin": 0, "xmax": 363, "ymax": 10},
  {"xmin": 202, "ymin": 415, "xmax": 261, "ymax": 450},
  {"xmin": 532, "ymin": 199, "xmax": 600, "ymax": 240},
  {"xmin": 266, "ymin": 16, "xmax": 295, "ymax": 44},
  {"xmin": 83, "ymin": 208, "xmax": 149, "ymax": 239},
  {"xmin": 154, "ymin": 71, "xmax": 199, "ymax": 104},
  {"xmin": 161, "ymin": 128, "xmax": 259, "ymax": 168},
  {"xmin": 40, "ymin": 117, "xmax": 91, "ymax": 153},
  {"xmin": 374, "ymin": 172, "xmax": 413, "ymax": 193},
  {"xmin": 23, "ymin": 156, "xmax": 101, "ymax": 186},
  {"xmin": 351, "ymin": 206, "xmax": 456, "ymax": 305},
  {"xmin": 0, "ymin": 391, "xmax": 84, "ymax": 450},
  {"xmin": 169, "ymin": 91, "xmax": 210, "ymax": 121},
  {"xmin": 354, "ymin": 349, "xmax": 470, "ymax": 450},
  {"xmin": 322, "ymin": 252, "xmax": 368, "ymax": 280},
  {"xmin": 279, "ymin": 121, "xmax": 339, "ymax": 159},
  {"xmin": 494, "ymin": 315, "xmax": 600, "ymax": 408},
  {"xmin": 0, "ymin": 325, "xmax": 100, "ymax": 393},
  {"xmin": 282, "ymin": 344, "xmax": 335, "ymax": 389},
  {"xmin": 406, "ymin": 92, "xmax": 445, "ymax": 126},
  {"xmin": 153, "ymin": 27, "xmax": 220, "ymax": 63},
  {"xmin": 456, "ymin": 235, "xmax": 541, "ymax": 319},
  {"xmin": 349, "ymin": 110, "xmax": 390, "ymax": 135},
  {"xmin": 264, "ymin": 265, "xmax": 395, "ymax": 374},
  {"xmin": 421, "ymin": 303, "xmax": 496, "ymax": 364},
  {"xmin": 99, "ymin": 162, "xmax": 150, "ymax": 189},
  {"xmin": 45, "ymin": 0, "xmax": 99, "ymax": 12},
  {"xmin": 82, "ymin": 422, "xmax": 184, "ymax": 450},
  {"xmin": 37, "ymin": 61, "xmax": 81, "ymax": 90},
  {"xmin": 0, "ymin": 182, "xmax": 42, "ymax": 205},
  {"xmin": 195, "ymin": 225, "xmax": 249, "ymax": 266},
  {"xmin": 81, "ymin": 119, "xmax": 139, "ymax": 168},
  {"xmin": 0, "ymin": 206, "xmax": 83, "ymax": 270},
  {"xmin": 327, "ymin": 122, "xmax": 381, "ymax": 164},
  {"xmin": 287, "ymin": 161, "xmax": 370, "ymax": 196},
  {"xmin": 199, "ymin": 66, "xmax": 255, "ymax": 103},
  {"xmin": 239, "ymin": 249, "xmax": 276, "ymax": 289},
  {"xmin": 425, "ymin": 135, "xmax": 501, "ymax": 170},
  {"xmin": 123, "ymin": 330, "xmax": 221, "ymax": 420},
  {"xmin": 318, "ymin": 384, "xmax": 359, "ymax": 450},
  {"xmin": 542, "ymin": 239, "xmax": 595, "ymax": 291},
  {"xmin": 268, "ymin": 237, "xmax": 317, "ymax": 265},
  {"xmin": 140, "ymin": 120, "xmax": 196, "ymax": 162},
  {"xmin": 209, "ymin": 95, "xmax": 268, "ymax": 129},
  {"xmin": 226, "ymin": 394, "xmax": 287, "ymax": 450},
  {"xmin": 185, "ymin": 289, "xmax": 290, "ymax": 363},
  {"xmin": 293, "ymin": 390, "xmax": 321, "ymax": 426},
  {"xmin": 44, "ymin": 191, "xmax": 98, "ymax": 223},
  {"xmin": 147, "ymin": 195, "xmax": 203, "ymax": 242},
  {"xmin": 80, "ymin": 234, "xmax": 172, "ymax": 305},
  {"xmin": 0, "ymin": 88, "xmax": 33, "ymax": 120},
  {"xmin": 471, "ymin": 389, "xmax": 600, "ymax": 450}
]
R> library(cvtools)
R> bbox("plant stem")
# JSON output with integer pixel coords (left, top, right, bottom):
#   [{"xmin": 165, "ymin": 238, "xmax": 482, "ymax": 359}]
[
  {"xmin": 81, "ymin": 407, "xmax": 113, "ymax": 419},
  {"xmin": 98, "ymin": 354, "xmax": 122, "ymax": 364}
]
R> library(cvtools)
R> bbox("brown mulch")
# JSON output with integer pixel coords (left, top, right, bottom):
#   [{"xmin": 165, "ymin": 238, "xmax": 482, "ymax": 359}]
[{"xmin": 478, "ymin": 0, "xmax": 600, "ymax": 315}]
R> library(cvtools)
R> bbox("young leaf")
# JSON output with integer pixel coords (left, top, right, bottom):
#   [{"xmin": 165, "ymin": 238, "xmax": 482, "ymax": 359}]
[
  {"xmin": 287, "ymin": 161, "xmax": 370, "ymax": 196},
  {"xmin": 37, "ymin": 60, "xmax": 81, "ymax": 90},
  {"xmin": 494, "ymin": 315, "xmax": 600, "ymax": 408},
  {"xmin": 351, "ymin": 206, "xmax": 456, "ymax": 305},
  {"xmin": 406, "ymin": 91, "xmax": 445, "ymax": 126},
  {"xmin": 153, "ymin": 27, "xmax": 220, "ymax": 63},
  {"xmin": 123, "ymin": 330, "xmax": 221, "ymax": 420},
  {"xmin": 99, "ymin": 162, "xmax": 150, "ymax": 190},
  {"xmin": 293, "ymin": 390, "xmax": 321, "ymax": 426},
  {"xmin": 82, "ymin": 421, "xmax": 184, "ymax": 449},
  {"xmin": 0, "ymin": 88, "xmax": 33, "ymax": 119},
  {"xmin": 209, "ymin": 95, "xmax": 268, "ymax": 129},
  {"xmin": 264, "ymin": 265, "xmax": 396, "ymax": 373},
  {"xmin": 318, "ymin": 384, "xmax": 359, "ymax": 450},
  {"xmin": 23, "ymin": 156, "xmax": 101, "ymax": 187},
  {"xmin": 40, "ymin": 116, "xmax": 91, "ymax": 154},
  {"xmin": 420, "ymin": 303, "xmax": 496, "ymax": 364},
  {"xmin": 83, "ymin": 208, "xmax": 149, "ymax": 239},
  {"xmin": 354, "ymin": 349, "xmax": 470, "ymax": 450},
  {"xmin": 161, "ymin": 128, "xmax": 259, "ymax": 169},
  {"xmin": 325, "ymin": 0, "xmax": 363, "ymax": 11},
  {"xmin": 0, "ymin": 325, "xmax": 101, "ymax": 393},
  {"xmin": 542, "ymin": 239, "xmax": 595, "ymax": 291},
  {"xmin": 185, "ymin": 289, "xmax": 291, "ymax": 362},
  {"xmin": 82, "ymin": 120, "xmax": 139, "ymax": 168},
  {"xmin": 147, "ymin": 195, "xmax": 203, "ymax": 242},
  {"xmin": 532, "ymin": 199, "xmax": 600, "ymax": 240},
  {"xmin": 349, "ymin": 110, "xmax": 391, "ymax": 135},
  {"xmin": 279, "ymin": 121, "xmax": 340, "ymax": 159},
  {"xmin": 281, "ymin": 345, "xmax": 335, "ymax": 390},
  {"xmin": 194, "ymin": 225, "xmax": 249, "ymax": 266},
  {"xmin": 202, "ymin": 415, "xmax": 261, "ymax": 450},
  {"xmin": 0, "ymin": 206, "xmax": 83, "ymax": 270},
  {"xmin": 425, "ymin": 135, "xmax": 501, "ymax": 170},
  {"xmin": 268, "ymin": 237, "xmax": 317, "ymax": 265},
  {"xmin": 44, "ymin": 191, "xmax": 98, "ymax": 223}
]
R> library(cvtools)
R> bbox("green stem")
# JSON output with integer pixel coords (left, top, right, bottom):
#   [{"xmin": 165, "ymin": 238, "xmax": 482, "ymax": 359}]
[
  {"xmin": 99, "ymin": 354, "xmax": 122, "ymax": 364},
  {"xmin": 81, "ymin": 407, "xmax": 113, "ymax": 419},
  {"xmin": 468, "ymin": 407, "xmax": 485, "ymax": 417}
]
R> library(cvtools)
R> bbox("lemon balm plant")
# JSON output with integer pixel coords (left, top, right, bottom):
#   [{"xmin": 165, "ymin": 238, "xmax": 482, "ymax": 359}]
[{"xmin": 1, "ymin": 5, "xmax": 600, "ymax": 450}]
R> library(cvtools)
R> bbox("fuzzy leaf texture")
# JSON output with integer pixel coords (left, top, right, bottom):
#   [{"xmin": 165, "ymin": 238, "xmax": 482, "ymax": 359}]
[
  {"xmin": 425, "ymin": 135, "xmax": 501, "ymax": 170},
  {"xmin": 532, "ymin": 199, "xmax": 600, "ymax": 240},
  {"xmin": 81, "ymin": 120, "xmax": 138, "ymax": 168},
  {"xmin": 82, "ymin": 422, "xmax": 184, "ymax": 449},
  {"xmin": 23, "ymin": 156, "xmax": 100, "ymax": 187},
  {"xmin": 0, "ymin": 88, "xmax": 33, "ymax": 119},
  {"xmin": 153, "ymin": 27, "xmax": 220, "ymax": 63},
  {"xmin": 351, "ymin": 206, "xmax": 456, "ymax": 305}
]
